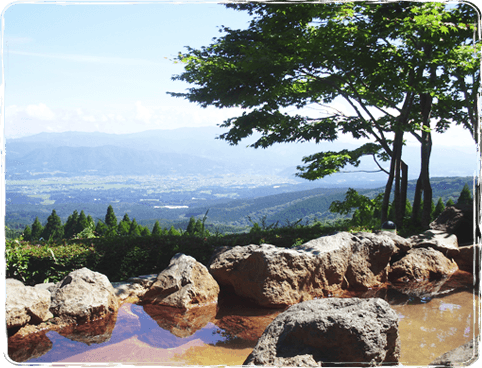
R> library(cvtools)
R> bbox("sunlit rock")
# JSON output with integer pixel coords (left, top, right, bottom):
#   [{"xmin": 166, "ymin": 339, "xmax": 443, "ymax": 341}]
[
  {"xmin": 244, "ymin": 298, "xmax": 400, "ymax": 366},
  {"xmin": 49, "ymin": 268, "xmax": 119, "ymax": 324},
  {"xmin": 408, "ymin": 229, "xmax": 459, "ymax": 257},
  {"xmin": 6, "ymin": 278, "xmax": 52, "ymax": 330},
  {"xmin": 388, "ymin": 247, "xmax": 458, "ymax": 283},
  {"xmin": 142, "ymin": 253, "xmax": 220, "ymax": 309},
  {"xmin": 209, "ymin": 232, "xmax": 397, "ymax": 307}
]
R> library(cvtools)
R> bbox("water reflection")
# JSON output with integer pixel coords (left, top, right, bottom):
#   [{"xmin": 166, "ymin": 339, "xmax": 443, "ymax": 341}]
[{"xmin": 8, "ymin": 284, "xmax": 479, "ymax": 365}]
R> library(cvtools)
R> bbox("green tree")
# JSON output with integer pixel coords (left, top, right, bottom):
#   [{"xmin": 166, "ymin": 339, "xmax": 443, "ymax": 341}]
[
  {"xmin": 433, "ymin": 197, "xmax": 446, "ymax": 219},
  {"xmin": 152, "ymin": 221, "xmax": 163, "ymax": 236},
  {"xmin": 64, "ymin": 210, "xmax": 80, "ymax": 239},
  {"xmin": 186, "ymin": 217, "xmax": 196, "ymax": 235},
  {"xmin": 329, "ymin": 189, "xmax": 383, "ymax": 229},
  {"xmin": 457, "ymin": 183, "xmax": 473, "ymax": 205},
  {"xmin": 95, "ymin": 220, "xmax": 108, "ymax": 237},
  {"xmin": 23, "ymin": 225, "xmax": 32, "ymax": 241},
  {"xmin": 140, "ymin": 226, "xmax": 151, "ymax": 237},
  {"xmin": 129, "ymin": 219, "xmax": 142, "ymax": 237},
  {"xmin": 77, "ymin": 210, "xmax": 89, "ymax": 234},
  {"xmin": 168, "ymin": 225, "xmax": 181, "ymax": 236},
  {"xmin": 117, "ymin": 221, "xmax": 130, "ymax": 236},
  {"xmin": 170, "ymin": 2, "xmax": 480, "ymax": 228},
  {"xmin": 446, "ymin": 198, "xmax": 455, "ymax": 207},
  {"xmin": 31, "ymin": 217, "xmax": 43, "ymax": 241},
  {"xmin": 105, "ymin": 205, "xmax": 118, "ymax": 229},
  {"xmin": 42, "ymin": 209, "xmax": 64, "ymax": 241},
  {"xmin": 194, "ymin": 219, "xmax": 203, "ymax": 235}
]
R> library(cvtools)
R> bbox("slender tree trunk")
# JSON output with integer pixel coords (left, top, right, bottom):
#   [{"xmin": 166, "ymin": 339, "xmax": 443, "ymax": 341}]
[
  {"xmin": 401, "ymin": 161, "xmax": 408, "ymax": 220},
  {"xmin": 420, "ymin": 129, "xmax": 433, "ymax": 228},
  {"xmin": 381, "ymin": 150, "xmax": 396, "ymax": 224},
  {"xmin": 412, "ymin": 176, "xmax": 423, "ymax": 226},
  {"xmin": 393, "ymin": 131, "xmax": 404, "ymax": 227}
]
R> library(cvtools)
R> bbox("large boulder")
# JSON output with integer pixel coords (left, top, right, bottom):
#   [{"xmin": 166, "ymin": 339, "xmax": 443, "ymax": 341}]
[
  {"xmin": 430, "ymin": 203, "xmax": 474, "ymax": 245},
  {"xmin": 6, "ymin": 279, "xmax": 52, "ymax": 330},
  {"xmin": 49, "ymin": 268, "xmax": 119, "ymax": 324},
  {"xmin": 430, "ymin": 338, "xmax": 479, "ymax": 366},
  {"xmin": 388, "ymin": 247, "xmax": 458, "ymax": 283},
  {"xmin": 142, "ymin": 253, "xmax": 220, "ymax": 309},
  {"xmin": 243, "ymin": 298, "xmax": 400, "ymax": 366},
  {"xmin": 408, "ymin": 229, "xmax": 459, "ymax": 257},
  {"xmin": 453, "ymin": 244, "xmax": 480, "ymax": 275},
  {"xmin": 209, "ymin": 232, "xmax": 397, "ymax": 307}
]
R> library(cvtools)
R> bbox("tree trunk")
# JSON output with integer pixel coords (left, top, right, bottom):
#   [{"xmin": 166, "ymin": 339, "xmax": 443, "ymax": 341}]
[
  {"xmin": 411, "ymin": 176, "xmax": 423, "ymax": 226},
  {"xmin": 393, "ymin": 131, "xmax": 404, "ymax": 227},
  {"xmin": 420, "ymin": 129, "xmax": 433, "ymax": 228}
]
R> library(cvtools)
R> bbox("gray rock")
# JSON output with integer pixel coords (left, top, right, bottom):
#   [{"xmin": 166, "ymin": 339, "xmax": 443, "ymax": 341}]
[
  {"xmin": 243, "ymin": 298, "xmax": 400, "ymax": 366},
  {"xmin": 209, "ymin": 232, "xmax": 397, "ymax": 307},
  {"xmin": 6, "ymin": 278, "xmax": 52, "ymax": 330},
  {"xmin": 49, "ymin": 267, "xmax": 119, "ymax": 324},
  {"xmin": 142, "ymin": 253, "xmax": 220, "ymax": 309},
  {"xmin": 430, "ymin": 338, "xmax": 479, "ymax": 366}
]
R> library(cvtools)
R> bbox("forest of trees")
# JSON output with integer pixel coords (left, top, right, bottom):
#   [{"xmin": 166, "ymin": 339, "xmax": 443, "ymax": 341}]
[{"xmin": 17, "ymin": 184, "xmax": 473, "ymax": 242}]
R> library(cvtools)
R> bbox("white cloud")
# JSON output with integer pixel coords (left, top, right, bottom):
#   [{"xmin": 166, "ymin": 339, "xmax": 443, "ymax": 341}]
[
  {"xmin": 135, "ymin": 101, "xmax": 153, "ymax": 124},
  {"xmin": 25, "ymin": 103, "xmax": 55, "ymax": 120}
]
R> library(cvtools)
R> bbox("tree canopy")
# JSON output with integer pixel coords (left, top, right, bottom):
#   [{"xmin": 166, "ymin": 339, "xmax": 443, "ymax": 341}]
[{"xmin": 170, "ymin": 1, "xmax": 480, "ymax": 229}]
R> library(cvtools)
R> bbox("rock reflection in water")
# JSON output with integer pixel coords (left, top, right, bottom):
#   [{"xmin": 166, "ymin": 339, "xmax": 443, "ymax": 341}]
[
  {"xmin": 8, "ymin": 331, "xmax": 53, "ymax": 363},
  {"xmin": 10, "ymin": 285, "xmax": 479, "ymax": 366}
]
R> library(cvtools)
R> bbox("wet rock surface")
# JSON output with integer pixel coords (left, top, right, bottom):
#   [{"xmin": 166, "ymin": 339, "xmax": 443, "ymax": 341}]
[
  {"xmin": 142, "ymin": 253, "xmax": 220, "ymax": 309},
  {"xmin": 243, "ymin": 298, "xmax": 400, "ymax": 367}
]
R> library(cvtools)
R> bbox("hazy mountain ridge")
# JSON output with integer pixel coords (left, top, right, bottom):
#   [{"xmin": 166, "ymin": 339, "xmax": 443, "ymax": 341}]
[{"xmin": 6, "ymin": 128, "xmax": 478, "ymax": 184}]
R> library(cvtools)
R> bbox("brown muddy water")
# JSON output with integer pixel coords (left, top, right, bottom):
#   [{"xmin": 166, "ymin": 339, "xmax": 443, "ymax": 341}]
[{"xmin": 8, "ymin": 281, "xmax": 480, "ymax": 366}]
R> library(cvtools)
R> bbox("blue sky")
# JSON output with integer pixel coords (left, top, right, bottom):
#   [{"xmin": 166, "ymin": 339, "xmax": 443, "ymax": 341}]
[{"xmin": 1, "ymin": 0, "xmax": 478, "ymax": 154}]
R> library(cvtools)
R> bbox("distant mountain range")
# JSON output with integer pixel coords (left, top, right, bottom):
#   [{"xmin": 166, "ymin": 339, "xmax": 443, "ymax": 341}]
[{"xmin": 5, "ymin": 127, "xmax": 479, "ymax": 187}]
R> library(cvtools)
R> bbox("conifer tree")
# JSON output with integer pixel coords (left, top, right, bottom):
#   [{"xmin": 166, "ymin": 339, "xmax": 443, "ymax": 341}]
[
  {"xmin": 168, "ymin": 225, "xmax": 181, "ymax": 236},
  {"xmin": 87, "ymin": 215, "xmax": 95, "ymax": 228},
  {"xmin": 446, "ymin": 198, "xmax": 455, "ymax": 207},
  {"xmin": 141, "ymin": 226, "xmax": 151, "ymax": 236},
  {"xmin": 31, "ymin": 217, "xmax": 43, "ymax": 241},
  {"xmin": 77, "ymin": 210, "xmax": 89, "ymax": 234},
  {"xmin": 117, "ymin": 221, "xmax": 130, "ymax": 236},
  {"xmin": 433, "ymin": 198, "xmax": 446, "ymax": 219},
  {"xmin": 186, "ymin": 217, "xmax": 196, "ymax": 235},
  {"xmin": 42, "ymin": 209, "xmax": 64, "ymax": 241},
  {"xmin": 23, "ymin": 225, "xmax": 32, "ymax": 241},
  {"xmin": 152, "ymin": 221, "xmax": 163, "ymax": 236},
  {"xmin": 194, "ymin": 219, "xmax": 203, "ymax": 235},
  {"xmin": 457, "ymin": 183, "xmax": 473, "ymax": 205},
  {"xmin": 430, "ymin": 200, "xmax": 436, "ymax": 221},
  {"xmin": 95, "ymin": 221, "xmax": 108, "ymax": 236},
  {"xmin": 105, "ymin": 205, "xmax": 118, "ymax": 229},
  {"xmin": 129, "ymin": 219, "xmax": 141, "ymax": 237},
  {"xmin": 64, "ymin": 210, "xmax": 79, "ymax": 239},
  {"xmin": 121, "ymin": 213, "xmax": 131, "ymax": 223}
]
